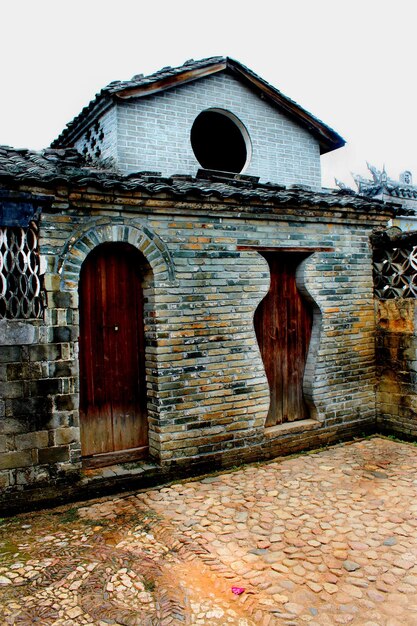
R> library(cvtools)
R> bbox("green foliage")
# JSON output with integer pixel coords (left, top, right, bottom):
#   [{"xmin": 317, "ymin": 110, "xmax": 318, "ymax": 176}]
[
  {"xmin": 59, "ymin": 507, "xmax": 79, "ymax": 523},
  {"xmin": 382, "ymin": 433, "xmax": 417, "ymax": 447}
]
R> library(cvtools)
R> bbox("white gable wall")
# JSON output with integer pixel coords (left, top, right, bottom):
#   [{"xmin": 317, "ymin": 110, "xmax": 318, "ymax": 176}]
[{"xmin": 78, "ymin": 73, "xmax": 322, "ymax": 188}]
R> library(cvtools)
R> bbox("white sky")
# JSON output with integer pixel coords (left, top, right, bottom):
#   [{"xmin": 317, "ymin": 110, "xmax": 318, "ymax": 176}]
[{"xmin": 1, "ymin": 0, "xmax": 415, "ymax": 188}]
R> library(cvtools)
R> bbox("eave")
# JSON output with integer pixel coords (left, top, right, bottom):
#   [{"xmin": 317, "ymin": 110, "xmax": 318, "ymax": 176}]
[
  {"xmin": 114, "ymin": 58, "xmax": 344, "ymax": 155},
  {"xmin": 51, "ymin": 57, "xmax": 345, "ymax": 154},
  {"xmin": 115, "ymin": 61, "xmax": 227, "ymax": 99},
  {"xmin": 50, "ymin": 96, "xmax": 114, "ymax": 148}
]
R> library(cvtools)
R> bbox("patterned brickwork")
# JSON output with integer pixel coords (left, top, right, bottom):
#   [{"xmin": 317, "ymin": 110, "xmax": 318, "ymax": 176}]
[
  {"xmin": 373, "ymin": 245, "xmax": 417, "ymax": 299},
  {"xmin": 74, "ymin": 106, "xmax": 118, "ymax": 165},
  {"xmin": 114, "ymin": 73, "xmax": 322, "ymax": 187},
  {"xmin": 0, "ymin": 224, "xmax": 45, "ymax": 319},
  {"xmin": 0, "ymin": 179, "xmax": 389, "ymax": 508}
]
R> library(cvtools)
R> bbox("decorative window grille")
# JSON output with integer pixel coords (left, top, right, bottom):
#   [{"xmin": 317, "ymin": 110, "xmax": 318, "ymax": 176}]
[
  {"xmin": 0, "ymin": 223, "xmax": 45, "ymax": 319},
  {"xmin": 373, "ymin": 245, "xmax": 417, "ymax": 299},
  {"xmin": 80, "ymin": 121, "xmax": 105, "ymax": 161}
]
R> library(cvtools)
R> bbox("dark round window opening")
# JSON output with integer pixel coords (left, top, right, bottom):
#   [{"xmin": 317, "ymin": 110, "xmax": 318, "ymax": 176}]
[{"xmin": 191, "ymin": 110, "xmax": 248, "ymax": 173}]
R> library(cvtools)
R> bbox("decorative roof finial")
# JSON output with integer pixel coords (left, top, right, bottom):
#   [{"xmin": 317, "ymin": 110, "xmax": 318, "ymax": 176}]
[
  {"xmin": 400, "ymin": 170, "xmax": 413, "ymax": 185},
  {"xmin": 366, "ymin": 162, "xmax": 381, "ymax": 183}
]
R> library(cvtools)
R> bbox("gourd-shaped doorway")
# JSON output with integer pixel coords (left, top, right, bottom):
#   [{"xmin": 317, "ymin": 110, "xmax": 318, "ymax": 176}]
[{"xmin": 254, "ymin": 251, "xmax": 313, "ymax": 427}]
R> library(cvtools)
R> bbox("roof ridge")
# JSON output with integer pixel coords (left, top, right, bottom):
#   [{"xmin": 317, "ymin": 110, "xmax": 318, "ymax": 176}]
[
  {"xmin": 50, "ymin": 56, "xmax": 344, "ymax": 153},
  {"xmin": 103, "ymin": 56, "xmax": 226, "ymax": 94}
]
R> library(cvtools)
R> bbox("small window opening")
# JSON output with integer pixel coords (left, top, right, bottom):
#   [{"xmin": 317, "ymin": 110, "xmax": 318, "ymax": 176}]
[
  {"xmin": 191, "ymin": 109, "xmax": 249, "ymax": 174},
  {"xmin": 0, "ymin": 224, "xmax": 45, "ymax": 319}
]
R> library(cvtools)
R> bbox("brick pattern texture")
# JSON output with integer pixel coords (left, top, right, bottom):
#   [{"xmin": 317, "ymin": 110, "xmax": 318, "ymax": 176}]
[
  {"xmin": 75, "ymin": 74, "xmax": 321, "ymax": 188},
  {"xmin": 0, "ymin": 181, "xmax": 390, "ymax": 509}
]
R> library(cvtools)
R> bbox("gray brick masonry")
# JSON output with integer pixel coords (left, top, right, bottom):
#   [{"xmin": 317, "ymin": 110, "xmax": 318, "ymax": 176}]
[
  {"xmin": 75, "ymin": 74, "xmax": 321, "ymax": 188},
  {"xmin": 0, "ymin": 180, "xmax": 390, "ymax": 511}
]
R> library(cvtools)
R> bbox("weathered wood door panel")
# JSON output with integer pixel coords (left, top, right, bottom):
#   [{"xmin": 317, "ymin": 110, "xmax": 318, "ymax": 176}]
[
  {"xmin": 254, "ymin": 252, "xmax": 312, "ymax": 427},
  {"xmin": 79, "ymin": 243, "xmax": 148, "ymax": 460}
]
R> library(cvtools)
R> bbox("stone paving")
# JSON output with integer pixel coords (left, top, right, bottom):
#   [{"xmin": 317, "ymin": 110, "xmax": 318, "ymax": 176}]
[{"xmin": 1, "ymin": 437, "xmax": 417, "ymax": 625}]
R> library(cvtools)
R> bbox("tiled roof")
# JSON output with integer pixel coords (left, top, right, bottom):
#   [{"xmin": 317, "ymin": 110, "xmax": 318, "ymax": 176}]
[
  {"xmin": 353, "ymin": 164, "xmax": 417, "ymax": 201},
  {"xmin": 51, "ymin": 57, "xmax": 344, "ymax": 154},
  {"xmin": 102, "ymin": 57, "xmax": 227, "ymax": 94},
  {"xmin": 371, "ymin": 226, "xmax": 417, "ymax": 248},
  {"xmin": 385, "ymin": 186, "xmax": 417, "ymax": 200},
  {"xmin": 355, "ymin": 180, "xmax": 417, "ymax": 200},
  {"xmin": 0, "ymin": 145, "xmax": 400, "ymax": 215}
]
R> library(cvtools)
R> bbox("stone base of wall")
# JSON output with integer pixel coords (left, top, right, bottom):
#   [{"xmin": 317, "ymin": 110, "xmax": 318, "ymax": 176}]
[
  {"xmin": 376, "ymin": 299, "xmax": 417, "ymax": 439},
  {"xmin": 0, "ymin": 419, "xmax": 375, "ymax": 516}
]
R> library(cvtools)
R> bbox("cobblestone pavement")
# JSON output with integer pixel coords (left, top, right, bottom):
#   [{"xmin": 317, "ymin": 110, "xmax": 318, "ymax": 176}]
[{"xmin": 1, "ymin": 437, "xmax": 417, "ymax": 625}]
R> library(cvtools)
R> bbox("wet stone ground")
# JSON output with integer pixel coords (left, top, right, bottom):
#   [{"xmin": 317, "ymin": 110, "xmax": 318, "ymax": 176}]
[{"xmin": 1, "ymin": 437, "xmax": 417, "ymax": 625}]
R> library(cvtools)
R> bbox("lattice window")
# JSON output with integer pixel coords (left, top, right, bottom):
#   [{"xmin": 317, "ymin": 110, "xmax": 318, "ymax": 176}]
[
  {"xmin": 80, "ymin": 121, "xmax": 105, "ymax": 161},
  {"xmin": 0, "ymin": 223, "xmax": 45, "ymax": 319},
  {"xmin": 373, "ymin": 246, "xmax": 417, "ymax": 299}
]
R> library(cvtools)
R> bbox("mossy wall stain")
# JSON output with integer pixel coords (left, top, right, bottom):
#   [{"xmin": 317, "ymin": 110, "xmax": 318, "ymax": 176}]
[{"xmin": 376, "ymin": 299, "xmax": 417, "ymax": 438}]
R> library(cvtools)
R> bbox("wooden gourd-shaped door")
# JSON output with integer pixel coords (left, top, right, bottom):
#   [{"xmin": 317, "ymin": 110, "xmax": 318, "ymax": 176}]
[
  {"xmin": 254, "ymin": 252, "xmax": 313, "ymax": 427},
  {"xmin": 79, "ymin": 243, "xmax": 148, "ymax": 465}
]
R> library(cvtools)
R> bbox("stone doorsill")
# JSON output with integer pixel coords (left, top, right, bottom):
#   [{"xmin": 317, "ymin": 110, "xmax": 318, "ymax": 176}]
[
  {"xmin": 82, "ymin": 446, "xmax": 149, "ymax": 469},
  {"xmin": 265, "ymin": 419, "xmax": 320, "ymax": 439}
]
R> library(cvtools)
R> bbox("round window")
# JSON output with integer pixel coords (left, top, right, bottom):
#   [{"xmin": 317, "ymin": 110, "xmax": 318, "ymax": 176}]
[{"xmin": 190, "ymin": 109, "xmax": 250, "ymax": 174}]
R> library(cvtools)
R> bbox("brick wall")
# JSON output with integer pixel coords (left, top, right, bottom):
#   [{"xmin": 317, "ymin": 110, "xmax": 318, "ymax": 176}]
[
  {"xmin": 376, "ymin": 299, "xmax": 417, "ymax": 438},
  {"xmin": 0, "ymin": 182, "xmax": 387, "ymax": 511},
  {"xmin": 0, "ymin": 317, "xmax": 80, "ymax": 495},
  {"xmin": 141, "ymin": 214, "xmax": 377, "ymax": 458},
  {"xmin": 77, "ymin": 74, "xmax": 322, "ymax": 188}
]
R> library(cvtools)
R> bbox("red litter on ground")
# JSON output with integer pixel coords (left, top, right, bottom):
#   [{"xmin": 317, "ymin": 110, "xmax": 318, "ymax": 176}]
[{"xmin": 231, "ymin": 586, "xmax": 245, "ymax": 595}]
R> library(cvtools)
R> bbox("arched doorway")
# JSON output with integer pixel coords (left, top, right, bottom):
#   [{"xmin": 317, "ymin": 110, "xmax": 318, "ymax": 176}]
[{"xmin": 79, "ymin": 243, "xmax": 148, "ymax": 466}]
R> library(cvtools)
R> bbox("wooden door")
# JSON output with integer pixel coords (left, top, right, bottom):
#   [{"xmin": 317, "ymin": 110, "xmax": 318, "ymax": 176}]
[
  {"xmin": 254, "ymin": 252, "xmax": 313, "ymax": 427},
  {"xmin": 79, "ymin": 243, "xmax": 148, "ymax": 464}
]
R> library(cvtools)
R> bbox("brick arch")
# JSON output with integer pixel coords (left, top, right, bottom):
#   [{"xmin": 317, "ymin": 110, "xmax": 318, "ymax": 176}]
[{"xmin": 57, "ymin": 219, "xmax": 175, "ymax": 291}]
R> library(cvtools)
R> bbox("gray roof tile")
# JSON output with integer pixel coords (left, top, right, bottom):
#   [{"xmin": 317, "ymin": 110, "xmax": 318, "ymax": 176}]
[
  {"xmin": 0, "ymin": 145, "xmax": 401, "ymax": 215},
  {"xmin": 50, "ymin": 57, "xmax": 344, "ymax": 153}
]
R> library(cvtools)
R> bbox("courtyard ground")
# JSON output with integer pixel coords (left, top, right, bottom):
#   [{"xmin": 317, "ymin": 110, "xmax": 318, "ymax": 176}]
[{"xmin": 1, "ymin": 436, "xmax": 417, "ymax": 625}]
